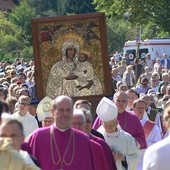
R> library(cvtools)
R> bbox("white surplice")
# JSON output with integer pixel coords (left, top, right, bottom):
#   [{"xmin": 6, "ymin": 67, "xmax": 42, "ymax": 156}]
[
  {"xmin": 143, "ymin": 134, "xmax": 170, "ymax": 170},
  {"xmin": 97, "ymin": 125, "xmax": 139, "ymax": 170}
]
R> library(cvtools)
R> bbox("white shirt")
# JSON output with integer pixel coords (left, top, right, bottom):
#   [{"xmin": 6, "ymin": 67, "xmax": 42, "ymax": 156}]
[
  {"xmin": 114, "ymin": 53, "xmax": 120, "ymax": 62},
  {"xmin": 143, "ymin": 134, "xmax": 170, "ymax": 170},
  {"xmin": 112, "ymin": 75, "xmax": 122, "ymax": 82},
  {"xmin": 97, "ymin": 125, "xmax": 139, "ymax": 170},
  {"xmin": 12, "ymin": 111, "xmax": 38, "ymax": 137},
  {"xmin": 153, "ymin": 63, "xmax": 161, "ymax": 71},
  {"xmin": 150, "ymin": 86, "xmax": 158, "ymax": 93},
  {"xmin": 145, "ymin": 59, "xmax": 153, "ymax": 69},
  {"xmin": 122, "ymin": 71, "xmax": 135, "ymax": 87}
]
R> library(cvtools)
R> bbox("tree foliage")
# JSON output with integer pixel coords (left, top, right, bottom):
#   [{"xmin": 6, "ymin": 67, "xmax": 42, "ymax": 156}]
[
  {"xmin": 65, "ymin": 0, "xmax": 96, "ymax": 14},
  {"xmin": 93, "ymin": 0, "xmax": 170, "ymax": 53},
  {"xmin": 0, "ymin": 1, "xmax": 36, "ymax": 61},
  {"xmin": 0, "ymin": 12, "xmax": 22, "ymax": 61},
  {"xmin": 107, "ymin": 18, "xmax": 133, "ymax": 54},
  {"xmin": 28, "ymin": 0, "xmax": 96, "ymax": 16},
  {"xmin": 9, "ymin": 0, "xmax": 36, "ymax": 45},
  {"xmin": 0, "ymin": 0, "xmax": 97, "ymax": 60},
  {"xmin": 93, "ymin": 0, "xmax": 170, "ymax": 33},
  {"xmin": 28, "ymin": 0, "xmax": 66, "ymax": 16},
  {"xmin": 153, "ymin": 0, "xmax": 170, "ymax": 33}
]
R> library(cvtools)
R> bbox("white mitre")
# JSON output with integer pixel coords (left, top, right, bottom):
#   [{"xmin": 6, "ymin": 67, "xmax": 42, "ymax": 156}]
[
  {"xmin": 96, "ymin": 97, "xmax": 118, "ymax": 122},
  {"xmin": 36, "ymin": 96, "xmax": 53, "ymax": 121}
]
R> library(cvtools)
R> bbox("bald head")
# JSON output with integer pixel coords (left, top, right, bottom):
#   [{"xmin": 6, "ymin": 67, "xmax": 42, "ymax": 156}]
[
  {"xmin": 51, "ymin": 95, "xmax": 73, "ymax": 130},
  {"xmin": 52, "ymin": 95, "xmax": 73, "ymax": 109}
]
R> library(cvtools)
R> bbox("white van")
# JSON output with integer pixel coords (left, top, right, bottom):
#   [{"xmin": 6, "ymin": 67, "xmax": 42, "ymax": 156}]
[{"xmin": 123, "ymin": 39, "xmax": 170, "ymax": 62}]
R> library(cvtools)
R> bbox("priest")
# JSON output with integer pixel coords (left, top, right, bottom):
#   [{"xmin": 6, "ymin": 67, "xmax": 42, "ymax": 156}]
[
  {"xmin": 72, "ymin": 108, "xmax": 117, "ymax": 170},
  {"xmin": 25, "ymin": 95, "xmax": 95, "ymax": 170},
  {"xmin": 93, "ymin": 91, "xmax": 147, "ymax": 149},
  {"xmin": 96, "ymin": 97, "xmax": 139, "ymax": 170}
]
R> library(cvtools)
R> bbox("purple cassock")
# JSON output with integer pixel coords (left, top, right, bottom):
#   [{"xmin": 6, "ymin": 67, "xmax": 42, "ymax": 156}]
[
  {"xmin": 25, "ymin": 124, "xmax": 95, "ymax": 170},
  {"xmin": 90, "ymin": 139, "xmax": 110, "ymax": 170},
  {"xmin": 93, "ymin": 110, "xmax": 147, "ymax": 149},
  {"xmin": 90, "ymin": 134, "xmax": 117, "ymax": 170},
  {"xmin": 92, "ymin": 116, "xmax": 102, "ymax": 130}
]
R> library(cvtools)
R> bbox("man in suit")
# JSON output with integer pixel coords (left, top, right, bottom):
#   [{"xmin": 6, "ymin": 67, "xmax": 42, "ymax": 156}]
[{"xmin": 161, "ymin": 53, "xmax": 170, "ymax": 70}]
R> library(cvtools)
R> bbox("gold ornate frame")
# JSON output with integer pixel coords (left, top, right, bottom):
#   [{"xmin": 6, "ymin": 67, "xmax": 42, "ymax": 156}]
[{"xmin": 32, "ymin": 13, "xmax": 113, "ymax": 101}]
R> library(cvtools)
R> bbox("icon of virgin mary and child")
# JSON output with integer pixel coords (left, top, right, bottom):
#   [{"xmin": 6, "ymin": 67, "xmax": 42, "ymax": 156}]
[{"xmin": 46, "ymin": 39, "xmax": 103, "ymax": 98}]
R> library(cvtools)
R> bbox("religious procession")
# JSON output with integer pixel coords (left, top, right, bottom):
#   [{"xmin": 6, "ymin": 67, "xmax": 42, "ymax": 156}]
[
  {"xmin": 1, "ymin": 0, "xmax": 170, "ymax": 170},
  {"xmin": 0, "ymin": 44, "xmax": 170, "ymax": 170}
]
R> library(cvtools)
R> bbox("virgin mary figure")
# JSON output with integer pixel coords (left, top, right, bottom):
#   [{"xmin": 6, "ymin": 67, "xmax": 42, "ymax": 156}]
[{"xmin": 46, "ymin": 40, "xmax": 80, "ymax": 98}]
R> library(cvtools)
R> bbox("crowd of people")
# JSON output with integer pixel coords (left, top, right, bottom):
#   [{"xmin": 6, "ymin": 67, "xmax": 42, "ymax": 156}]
[
  {"xmin": 0, "ymin": 51, "xmax": 169, "ymax": 170},
  {"xmin": 108, "ymin": 52, "xmax": 170, "ymax": 169}
]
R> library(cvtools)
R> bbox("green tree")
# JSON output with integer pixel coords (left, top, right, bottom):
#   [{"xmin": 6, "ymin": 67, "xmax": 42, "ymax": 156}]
[
  {"xmin": 141, "ymin": 21, "xmax": 168, "ymax": 39},
  {"xmin": 0, "ymin": 12, "xmax": 22, "ymax": 61},
  {"xmin": 107, "ymin": 17, "xmax": 134, "ymax": 54},
  {"xmin": 0, "ymin": 1, "xmax": 36, "ymax": 61},
  {"xmin": 0, "ymin": 0, "xmax": 99, "ymax": 61},
  {"xmin": 153, "ymin": 0, "xmax": 170, "ymax": 33},
  {"xmin": 66, "ymin": 0, "xmax": 96, "ymax": 14},
  {"xmin": 93, "ymin": 0, "xmax": 170, "ymax": 34},
  {"xmin": 28, "ymin": 0, "xmax": 66, "ymax": 16},
  {"xmin": 28, "ymin": 0, "xmax": 96, "ymax": 16},
  {"xmin": 93, "ymin": 0, "xmax": 154, "ymax": 24},
  {"xmin": 9, "ymin": 0, "xmax": 36, "ymax": 46}
]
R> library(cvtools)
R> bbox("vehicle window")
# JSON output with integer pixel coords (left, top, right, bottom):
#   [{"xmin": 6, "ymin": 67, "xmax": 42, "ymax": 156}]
[
  {"xmin": 139, "ymin": 49, "xmax": 149, "ymax": 60},
  {"xmin": 126, "ymin": 50, "xmax": 136, "ymax": 61}
]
